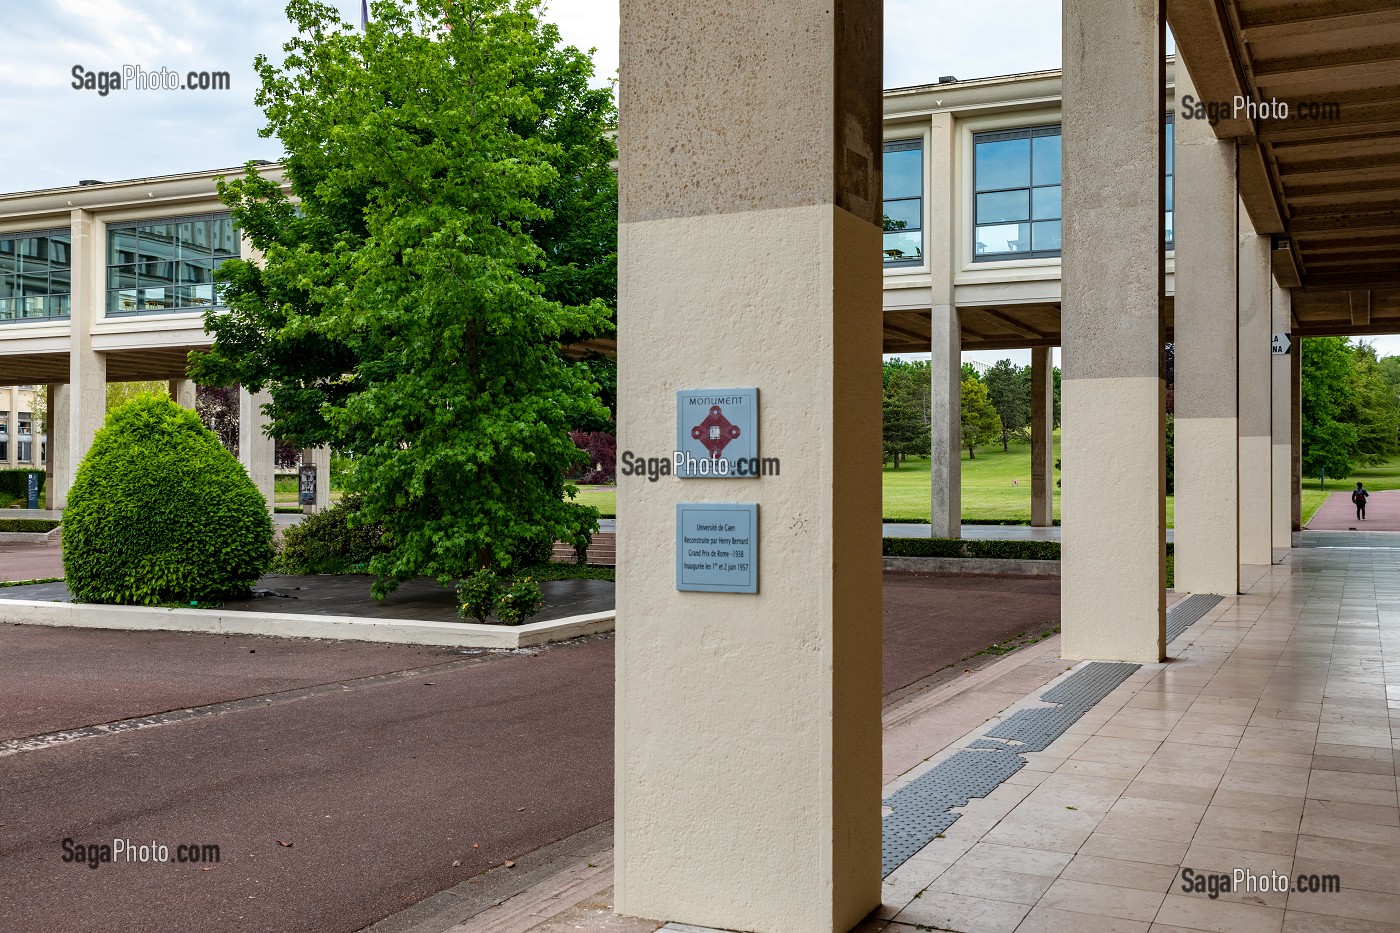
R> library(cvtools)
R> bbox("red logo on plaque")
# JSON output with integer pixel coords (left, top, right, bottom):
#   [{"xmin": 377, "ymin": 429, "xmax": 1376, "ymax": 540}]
[{"xmin": 691, "ymin": 405, "xmax": 741, "ymax": 459}]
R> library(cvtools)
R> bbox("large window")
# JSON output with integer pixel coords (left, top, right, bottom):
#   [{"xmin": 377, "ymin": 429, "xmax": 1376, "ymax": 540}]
[
  {"xmin": 0, "ymin": 229, "xmax": 72, "ymax": 323},
  {"xmin": 106, "ymin": 213, "xmax": 238, "ymax": 316},
  {"xmin": 883, "ymin": 139, "xmax": 923, "ymax": 266},
  {"xmin": 974, "ymin": 125, "xmax": 1062, "ymax": 261}
]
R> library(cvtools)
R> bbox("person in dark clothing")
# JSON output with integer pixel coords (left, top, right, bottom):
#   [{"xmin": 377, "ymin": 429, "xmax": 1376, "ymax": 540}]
[{"xmin": 1353, "ymin": 482, "xmax": 1369, "ymax": 520}]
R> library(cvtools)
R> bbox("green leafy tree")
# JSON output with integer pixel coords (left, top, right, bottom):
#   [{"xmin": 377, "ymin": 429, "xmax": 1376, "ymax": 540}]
[
  {"xmin": 881, "ymin": 360, "xmax": 930, "ymax": 469},
  {"xmin": 1343, "ymin": 344, "xmax": 1400, "ymax": 465},
  {"xmin": 961, "ymin": 362, "xmax": 982, "ymax": 382},
  {"xmin": 983, "ymin": 359, "xmax": 1029, "ymax": 451},
  {"xmin": 190, "ymin": 0, "xmax": 615, "ymax": 596},
  {"xmin": 1300, "ymin": 337, "xmax": 1359, "ymax": 482},
  {"xmin": 961, "ymin": 375, "xmax": 1002, "ymax": 460}
]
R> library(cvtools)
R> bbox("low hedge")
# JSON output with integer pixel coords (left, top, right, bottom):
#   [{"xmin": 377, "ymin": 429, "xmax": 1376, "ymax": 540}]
[
  {"xmin": 0, "ymin": 518, "xmax": 59, "ymax": 534},
  {"xmin": 883, "ymin": 538, "xmax": 1061, "ymax": 561},
  {"xmin": 0, "ymin": 468, "xmax": 44, "ymax": 505}
]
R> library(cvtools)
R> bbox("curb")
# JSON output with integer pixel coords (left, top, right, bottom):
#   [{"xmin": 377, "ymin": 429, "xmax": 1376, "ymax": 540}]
[
  {"xmin": 0, "ymin": 600, "xmax": 614, "ymax": 649},
  {"xmin": 882, "ymin": 556, "xmax": 1060, "ymax": 576},
  {"xmin": 0, "ymin": 527, "xmax": 61, "ymax": 544}
]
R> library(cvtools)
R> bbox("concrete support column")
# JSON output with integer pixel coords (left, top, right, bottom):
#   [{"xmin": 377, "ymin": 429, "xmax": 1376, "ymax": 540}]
[
  {"xmin": 930, "ymin": 307, "xmax": 962, "ymax": 538},
  {"xmin": 1238, "ymin": 206, "xmax": 1273, "ymax": 567},
  {"xmin": 304, "ymin": 446, "xmax": 332, "ymax": 513},
  {"xmin": 1172, "ymin": 57, "xmax": 1239, "ymax": 595},
  {"xmin": 615, "ymin": 0, "xmax": 883, "ymax": 929},
  {"xmin": 1291, "ymin": 346, "xmax": 1302, "ymax": 530},
  {"xmin": 238, "ymin": 387, "xmax": 275, "ymax": 510},
  {"xmin": 45, "ymin": 385, "xmax": 67, "ymax": 509},
  {"xmin": 1030, "ymin": 346, "xmax": 1054, "ymax": 527},
  {"xmin": 1061, "ymin": 0, "xmax": 1166, "ymax": 662},
  {"xmin": 1271, "ymin": 284, "xmax": 1293, "ymax": 552},
  {"xmin": 60, "ymin": 209, "xmax": 106, "ymax": 510},
  {"xmin": 169, "ymin": 379, "xmax": 197, "ymax": 410},
  {"xmin": 3, "ymin": 386, "xmax": 17, "ymax": 468}
]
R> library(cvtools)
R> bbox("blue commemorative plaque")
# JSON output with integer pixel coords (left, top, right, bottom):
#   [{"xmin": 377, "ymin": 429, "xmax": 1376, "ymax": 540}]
[
  {"xmin": 675, "ymin": 502, "xmax": 758, "ymax": 593},
  {"xmin": 674, "ymin": 388, "xmax": 759, "ymax": 478}
]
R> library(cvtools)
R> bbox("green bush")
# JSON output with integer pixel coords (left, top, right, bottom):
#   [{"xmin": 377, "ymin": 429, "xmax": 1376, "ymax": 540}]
[
  {"xmin": 0, "ymin": 468, "xmax": 44, "ymax": 506},
  {"xmin": 274, "ymin": 498, "xmax": 386, "ymax": 574},
  {"xmin": 457, "ymin": 568, "xmax": 502, "ymax": 623},
  {"xmin": 495, "ymin": 576, "xmax": 545, "ymax": 626},
  {"xmin": 883, "ymin": 538, "xmax": 1062, "ymax": 561},
  {"xmin": 0, "ymin": 519, "xmax": 60, "ymax": 533},
  {"xmin": 62, "ymin": 395, "xmax": 274, "ymax": 605},
  {"xmin": 456, "ymin": 569, "xmax": 547, "ymax": 625}
]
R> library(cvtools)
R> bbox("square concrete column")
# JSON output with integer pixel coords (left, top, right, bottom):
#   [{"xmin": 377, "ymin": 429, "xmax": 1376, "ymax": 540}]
[
  {"xmin": 1061, "ymin": 0, "xmax": 1167, "ymax": 663},
  {"xmin": 45, "ymin": 384, "xmax": 67, "ymax": 510},
  {"xmin": 1238, "ymin": 205, "xmax": 1273, "ymax": 568},
  {"xmin": 1271, "ymin": 284, "xmax": 1292, "ymax": 552},
  {"xmin": 616, "ymin": 0, "xmax": 883, "ymax": 929},
  {"xmin": 930, "ymin": 306, "xmax": 962, "ymax": 538},
  {"xmin": 168, "ymin": 379, "xmax": 197, "ymax": 410},
  {"xmin": 238, "ymin": 387, "xmax": 276, "ymax": 510},
  {"xmin": 1291, "ymin": 346, "xmax": 1302, "ymax": 531},
  {"xmin": 1030, "ymin": 346, "xmax": 1054, "ymax": 527},
  {"xmin": 304, "ymin": 445, "xmax": 332, "ymax": 513},
  {"xmin": 3, "ymin": 386, "xmax": 17, "ymax": 468},
  {"xmin": 60, "ymin": 208, "xmax": 106, "ymax": 510},
  {"xmin": 1171, "ymin": 57, "xmax": 1239, "ymax": 596}
]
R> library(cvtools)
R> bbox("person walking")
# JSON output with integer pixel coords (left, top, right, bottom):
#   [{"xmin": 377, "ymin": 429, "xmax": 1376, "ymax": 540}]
[{"xmin": 1353, "ymin": 482, "xmax": 1370, "ymax": 521}]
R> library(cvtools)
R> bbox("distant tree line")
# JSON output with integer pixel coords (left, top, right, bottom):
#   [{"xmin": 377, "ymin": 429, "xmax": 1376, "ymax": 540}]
[{"xmin": 1301, "ymin": 338, "xmax": 1400, "ymax": 482}]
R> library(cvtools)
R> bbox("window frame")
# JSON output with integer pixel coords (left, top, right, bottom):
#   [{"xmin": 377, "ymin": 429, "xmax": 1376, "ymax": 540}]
[
  {"xmin": 104, "ymin": 212, "xmax": 238, "ymax": 319},
  {"xmin": 972, "ymin": 124, "xmax": 1063, "ymax": 263},
  {"xmin": 882, "ymin": 137, "xmax": 926, "ymax": 270},
  {"xmin": 0, "ymin": 227, "xmax": 73, "ymax": 326}
]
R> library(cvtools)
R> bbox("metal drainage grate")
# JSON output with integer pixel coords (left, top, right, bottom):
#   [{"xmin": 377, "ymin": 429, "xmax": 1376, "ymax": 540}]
[
  {"xmin": 881, "ymin": 661, "xmax": 1140, "ymax": 877},
  {"xmin": 1167, "ymin": 593, "xmax": 1223, "ymax": 643}
]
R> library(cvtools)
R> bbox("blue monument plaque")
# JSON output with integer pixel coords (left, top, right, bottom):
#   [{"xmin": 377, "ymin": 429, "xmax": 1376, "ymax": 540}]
[
  {"xmin": 674, "ymin": 388, "xmax": 759, "ymax": 478},
  {"xmin": 676, "ymin": 503, "xmax": 758, "ymax": 593}
]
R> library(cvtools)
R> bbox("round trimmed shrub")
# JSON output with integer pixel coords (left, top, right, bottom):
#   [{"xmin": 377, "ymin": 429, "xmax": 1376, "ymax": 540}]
[{"xmin": 63, "ymin": 394, "xmax": 274, "ymax": 605}]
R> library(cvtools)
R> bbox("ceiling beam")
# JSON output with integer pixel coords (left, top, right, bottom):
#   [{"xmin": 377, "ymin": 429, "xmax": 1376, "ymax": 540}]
[
  {"xmin": 977, "ymin": 309, "xmax": 1047, "ymax": 341},
  {"xmin": 1239, "ymin": 0, "xmax": 1400, "ymax": 36},
  {"xmin": 1352, "ymin": 290, "xmax": 1374, "ymax": 326},
  {"xmin": 1252, "ymin": 43, "xmax": 1400, "ymax": 83}
]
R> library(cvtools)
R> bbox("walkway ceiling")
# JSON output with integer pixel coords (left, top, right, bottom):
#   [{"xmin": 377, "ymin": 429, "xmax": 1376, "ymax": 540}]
[
  {"xmin": 884, "ymin": 301, "xmax": 1177, "ymax": 355},
  {"xmin": 1170, "ymin": 0, "xmax": 1400, "ymax": 337}
]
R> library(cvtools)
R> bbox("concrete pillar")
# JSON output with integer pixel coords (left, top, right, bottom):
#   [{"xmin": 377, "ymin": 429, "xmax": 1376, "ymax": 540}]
[
  {"xmin": 1291, "ymin": 346, "xmax": 1302, "ymax": 530},
  {"xmin": 615, "ymin": 0, "xmax": 883, "ymax": 928},
  {"xmin": 60, "ymin": 209, "xmax": 106, "ymax": 510},
  {"xmin": 1061, "ymin": 0, "xmax": 1166, "ymax": 663},
  {"xmin": 238, "ymin": 387, "xmax": 276, "ymax": 510},
  {"xmin": 1238, "ymin": 205, "xmax": 1273, "ymax": 567},
  {"xmin": 1271, "ymin": 284, "xmax": 1292, "ymax": 553},
  {"xmin": 302, "ymin": 446, "xmax": 332, "ymax": 513},
  {"xmin": 930, "ymin": 307, "xmax": 962, "ymax": 538},
  {"xmin": 45, "ymin": 385, "xmax": 66, "ymax": 509},
  {"xmin": 3, "ymin": 386, "xmax": 16, "ymax": 468},
  {"xmin": 169, "ymin": 379, "xmax": 197, "ymax": 410},
  {"xmin": 1171, "ymin": 57, "xmax": 1239, "ymax": 596},
  {"xmin": 1030, "ymin": 346, "xmax": 1054, "ymax": 527}
]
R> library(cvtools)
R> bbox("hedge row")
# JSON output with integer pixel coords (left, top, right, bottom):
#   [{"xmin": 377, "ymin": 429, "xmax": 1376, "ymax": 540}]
[
  {"xmin": 0, "ymin": 518, "xmax": 59, "ymax": 534},
  {"xmin": 883, "ymin": 538, "xmax": 1177, "ymax": 561},
  {"xmin": 0, "ymin": 469, "xmax": 44, "ymax": 503},
  {"xmin": 884, "ymin": 518, "xmax": 1063, "ymax": 527}
]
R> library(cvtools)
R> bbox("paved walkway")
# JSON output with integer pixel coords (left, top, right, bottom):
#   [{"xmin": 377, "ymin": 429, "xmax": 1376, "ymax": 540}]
[{"xmin": 1309, "ymin": 488, "xmax": 1400, "ymax": 532}]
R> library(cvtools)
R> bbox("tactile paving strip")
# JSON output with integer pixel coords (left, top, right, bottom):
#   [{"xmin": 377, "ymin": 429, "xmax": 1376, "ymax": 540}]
[
  {"xmin": 1166, "ymin": 593, "xmax": 1224, "ymax": 643},
  {"xmin": 881, "ymin": 661, "xmax": 1140, "ymax": 877}
]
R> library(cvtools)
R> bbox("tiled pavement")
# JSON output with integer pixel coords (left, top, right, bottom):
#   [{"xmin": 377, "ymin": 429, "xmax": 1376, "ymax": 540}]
[{"xmin": 862, "ymin": 546, "xmax": 1400, "ymax": 933}]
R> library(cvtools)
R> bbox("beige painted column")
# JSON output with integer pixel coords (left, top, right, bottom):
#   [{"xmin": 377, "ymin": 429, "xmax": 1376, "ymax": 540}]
[
  {"xmin": 45, "ymin": 384, "xmax": 66, "ymax": 509},
  {"xmin": 1030, "ymin": 346, "xmax": 1054, "ymax": 527},
  {"xmin": 308, "ymin": 445, "xmax": 332, "ymax": 512},
  {"xmin": 1238, "ymin": 205, "xmax": 1273, "ymax": 567},
  {"xmin": 1291, "ymin": 346, "xmax": 1302, "ymax": 530},
  {"xmin": 1271, "ymin": 283, "xmax": 1292, "ymax": 552},
  {"xmin": 930, "ymin": 307, "xmax": 962, "ymax": 538},
  {"xmin": 169, "ymin": 378, "xmax": 197, "ymax": 410},
  {"xmin": 238, "ymin": 386, "xmax": 276, "ymax": 510},
  {"xmin": 1061, "ymin": 0, "xmax": 1166, "ymax": 663},
  {"xmin": 3, "ymin": 386, "xmax": 17, "ymax": 468},
  {"xmin": 60, "ymin": 209, "xmax": 106, "ymax": 510},
  {"xmin": 1171, "ymin": 57, "xmax": 1239, "ymax": 595},
  {"xmin": 615, "ymin": 0, "xmax": 883, "ymax": 929}
]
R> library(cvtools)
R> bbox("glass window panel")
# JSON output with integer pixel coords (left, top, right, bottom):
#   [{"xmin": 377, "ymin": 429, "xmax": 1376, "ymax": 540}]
[
  {"xmin": 137, "ymin": 224, "xmax": 177, "ymax": 262},
  {"xmin": 48, "ymin": 294, "xmax": 70, "ymax": 317},
  {"xmin": 1031, "ymin": 134, "xmax": 1062, "ymax": 186},
  {"xmin": 109, "ymin": 289, "xmax": 138, "ymax": 313},
  {"xmin": 212, "ymin": 217, "xmax": 238, "ymax": 257},
  {"xmin": 883, "ymin": 231, "xmax": 922, "ymax": 263},
  {"xmin": 138, "ymin": 261, "xmax": 174, "ymax": 286},
  {"xmin": 178, "ymin": 261, "xmax": 212, "ymax": 285},
  {"xmin": 194, "ymin": 283, "xmax": 215, "ymax": 305},
  {"xmin": 882, "ymin": 199, "xmax": 921, "ymax": 232},
  {"xmin": 138, "ymin": 287, "xmax": 172, "ymax": 311},
  {"xmin": 975, "ymin": 138, "xmax": 1030, "ymax": 191},
  {"xmin": 1165, "ymin": 176, "xmax": 1174, "ymax": 212},
  {"xmin": 49, "ymin": 269, "xmax": 70, "ymax": 293},
  {"xmin": 0, "ymin": 238, "xmax": 11, "ymax": 254},
  {"xmin": 48, "ymin": 234, "xmax": 71, "ymax": 269},
  {"xmin": 16, "ymin": 237, "xmax": 41, "ymax": 259},
  {"xmin": 0, "ymin": 267, "xmax": 13, "ymax": 299},
  {"xmin": 1165, "ymin": 211, "xmax": 1175, "ymax": 246},
  {"xmin": 18, "ymin": 273, "xmax": 47, "ymax": 297},
  {"xmin": 108, "ymin": 265, "xmax": 138, "ymax": 290},
  {"xmin": 1165, "ymin": 121, "xmax": 1174, "ymax": 175},
  {"xmin": 108, "ymin": 228, "xmax": 140, "ymax": 265},
  {"xmin": 22, "ymin": 296, "xmax": 47, "ymax": 318},
  {"xmin": 1031, "ymin": 186, "xmax": 1061, "ymax": 221},
  {"xmin": 883, "ymin": 147, "xmax": 922, "ymax": 200},
  {"xmin": 976, "ymin": 189, "xmax": 1029, "ymax": 224},
  {"xmin": 1031, "ymin": 220, "xmax": 1062, "ymax": 252},
  {"xmin": 175, "ymin": 221, "xmax": 208, "ymax": 258},
  {"xmin": 15, "ymin": 246, "xmax": 46, "ymax": 276},
  {"xmin": 0, "ymin": 252, "xmax": 14, "ymax": 280},
  {"xmin": 0, "ymin": 298, "xmax": 14, "ymax": 320},
  {"xmin": 975, "ymin": 223, "xmax": 1032, "ymax": 256}
]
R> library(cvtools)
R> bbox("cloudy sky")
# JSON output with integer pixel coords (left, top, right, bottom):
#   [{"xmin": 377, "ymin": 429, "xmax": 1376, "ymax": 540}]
[{"xmin": 1, "ymin": 1, "xmax": 1380, "ymax": 362}]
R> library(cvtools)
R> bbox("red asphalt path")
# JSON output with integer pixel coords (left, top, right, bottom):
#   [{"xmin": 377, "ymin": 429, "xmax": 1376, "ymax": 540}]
[{"xmin": 1308, "ymin": 488, "xmax": 1400, "ymax": 531}]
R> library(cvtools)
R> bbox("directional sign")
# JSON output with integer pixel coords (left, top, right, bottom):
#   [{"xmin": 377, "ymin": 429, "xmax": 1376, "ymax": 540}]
[{"xmin": 1272, "ymin": 332, "xmax": 1292, "ymax": 356}]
